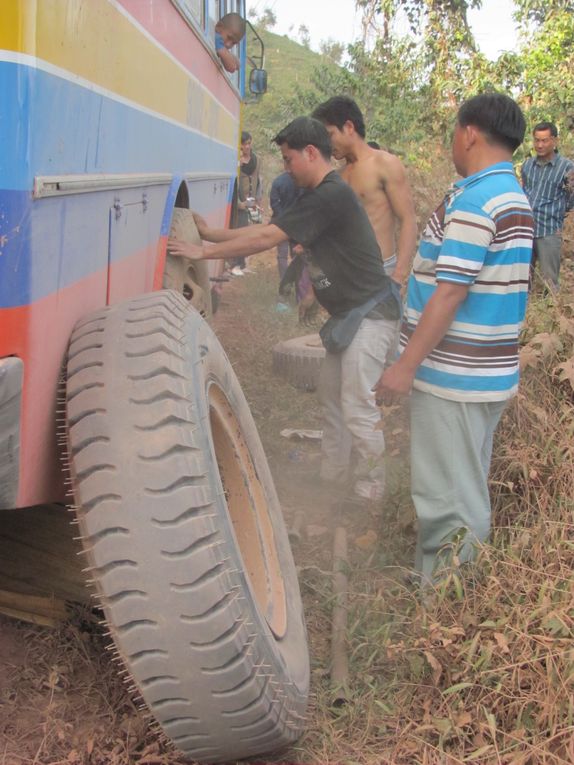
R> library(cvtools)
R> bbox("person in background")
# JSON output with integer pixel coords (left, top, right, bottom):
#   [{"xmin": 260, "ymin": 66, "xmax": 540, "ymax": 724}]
[
  {"xmin": 214, "ymin": 13, "xmax": 245, "ymax": 74},
  {"xmin": 271, "ymin": 171, "xmax": 312, "ymax": 314},
  {"xmin": 230, "ymin": 131, "xmax": 263, "ymax": 276},
  {"xmin": 168, "ymin": 117, "xmax": 402, "ymax": 503},
  {"xmin": 312, "ymin": 96, "xmax": 417, "ymax": 287},
  {"xmin": 521, "ymin": 121, "xmax": 574, "ymax": 293},
  {"xmin": 374, "ymin": 93, "xmax": 533, "ymax": 585},
  {"xmin": 270, "ymin": 171, "xmax": 299, "ymax": 280}
]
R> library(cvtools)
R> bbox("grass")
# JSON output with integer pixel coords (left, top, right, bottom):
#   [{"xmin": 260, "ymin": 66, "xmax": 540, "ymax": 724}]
[
  {"xmin": 300, "ymin": 286, "xmax": 573, "ymax": 765},
  {"xmin": 2, "ymin": 252, "xmax": 572, "ymax": 765},
  {"xmin": 220, "ymin": 256, "xmax": 574, "ymax": 765},
  {"xmin": 244, "ymin": 28, "xmax": 338, "ymax": 181}
]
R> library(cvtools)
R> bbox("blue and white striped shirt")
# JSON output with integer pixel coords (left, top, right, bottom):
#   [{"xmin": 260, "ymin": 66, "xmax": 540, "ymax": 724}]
[
  {"xmin": 521, "ymin": 153, "xmax": 574, "ymax": 238},
  {"xmin": 402, "ymin": 162, "xmax": 533, "ymax": 403}
]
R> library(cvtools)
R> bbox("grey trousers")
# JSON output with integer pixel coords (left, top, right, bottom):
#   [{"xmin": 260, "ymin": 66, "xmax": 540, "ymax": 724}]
[
  {"xmin": 533, "ymin": 234, "xmax": 562, "ymax": 293},
  {"xmin": 317, "ymin": 317, "xmax": 399, "ymax": 494},
  {"xmin": 410, "ymin": 390, "xmax": 507, "ymax": 583}
]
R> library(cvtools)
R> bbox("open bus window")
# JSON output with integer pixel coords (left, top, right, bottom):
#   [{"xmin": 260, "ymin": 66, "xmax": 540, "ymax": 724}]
[
  {"xmin": 211, "ymin": 0, "xmax": 243, "ymax": 88},
  {"xmin": 174, "ymin": 0, "xmax": 245, "ymax": 90}
]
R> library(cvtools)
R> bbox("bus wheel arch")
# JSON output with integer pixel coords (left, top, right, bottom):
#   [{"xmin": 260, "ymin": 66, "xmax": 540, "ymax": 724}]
[{"xmin": 163, "ymin": 208, "xmax": 212, "ymax": 320}]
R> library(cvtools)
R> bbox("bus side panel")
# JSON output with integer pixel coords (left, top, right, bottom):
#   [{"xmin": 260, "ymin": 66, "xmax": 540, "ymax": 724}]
[{"xmin": 0, "ymin": 0, "xmax": 242, "ymax": 508}]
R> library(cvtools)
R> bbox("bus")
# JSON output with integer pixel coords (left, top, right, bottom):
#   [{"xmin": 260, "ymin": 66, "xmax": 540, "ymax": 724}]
[{"xmin": 0, "ymin": 2, "xmax": 309, "ymax": 761}]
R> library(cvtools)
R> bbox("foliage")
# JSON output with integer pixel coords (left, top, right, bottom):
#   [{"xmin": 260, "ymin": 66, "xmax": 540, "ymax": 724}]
[
  {"xmin": 248, "ymin": 0, "xmax": 574, "ymax": 161},
  {"xmin": 512, "ymin": 5, "xmax": 574, "ymax": 131},
  {"xmin": 513, "ymin": 0, "xmax": 574, "ymax": 25},
  {"xmin": 298, "ymin": 24, "xmax": 311, "ymax": 48},
  {"xmin": 319, "ymin": 38, "xmax": 345, "ymax": 65},
  {"xmin": 250, "ymin": 5, "xmax": 276, "ymax": 31},
  {"xmin": 243, "ymin": 30, "xmax": 348, "ymax": 182},
  {"xmin": 292, "ymin": 286, "xmax": 574, "ymax": 765},
  {"xmin": 238, "ymin": 5, "xmax": 574, "ymax": 763},
  {"xmin": 208, "ymin": 254, "xmax": 574, "ymax": 765}
]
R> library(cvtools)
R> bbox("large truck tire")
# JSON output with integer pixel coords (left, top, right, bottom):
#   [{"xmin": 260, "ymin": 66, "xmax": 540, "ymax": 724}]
[
  {"xmin": 65, "ymin": 290, "xmax": 309, "ymax": 763},
  {"xmin": 272, "ymin": 334, "xmax": 325, "ymax": 392},
  {"xmin": 164, "ymin": 208, "xmax": 212, "ymax": 320}
]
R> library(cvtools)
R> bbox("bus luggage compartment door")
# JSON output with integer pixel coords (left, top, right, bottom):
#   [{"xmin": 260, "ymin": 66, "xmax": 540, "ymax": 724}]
[{"xmin": 107, "ymin": 193, "xmax": 157, "ymax": 306}]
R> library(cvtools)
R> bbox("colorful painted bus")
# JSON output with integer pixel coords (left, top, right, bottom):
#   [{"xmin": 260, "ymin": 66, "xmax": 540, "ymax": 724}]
[
  {"xmin": 0, "ymin": 2, "xmax": 309, "ymax": 761},
  {"xmin": 0, "ymin": 0, "xmax": 260, "ymax": 508}
]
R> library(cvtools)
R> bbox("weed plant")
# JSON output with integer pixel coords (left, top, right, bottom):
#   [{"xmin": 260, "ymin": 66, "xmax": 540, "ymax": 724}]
[{"xmin": 294, "ymin": 287, "xmax": 574, "ymax": 765}]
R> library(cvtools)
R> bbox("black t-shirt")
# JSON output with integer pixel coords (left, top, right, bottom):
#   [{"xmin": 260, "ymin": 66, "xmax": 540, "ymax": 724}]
[{"xmin": 272, "ymin": 171, "xmax": 389, "ymax": 315}]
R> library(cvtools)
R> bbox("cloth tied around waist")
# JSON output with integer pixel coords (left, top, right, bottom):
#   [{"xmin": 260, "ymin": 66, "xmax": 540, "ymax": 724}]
[{"xmin": 319, "ymin": 279, "xmax": 402, "ymax": 354}]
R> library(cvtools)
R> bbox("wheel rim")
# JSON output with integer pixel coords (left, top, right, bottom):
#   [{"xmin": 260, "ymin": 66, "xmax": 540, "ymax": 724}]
[{"xmin": 208, "ymin": 383, "xmax": 287, "ymax": 639}]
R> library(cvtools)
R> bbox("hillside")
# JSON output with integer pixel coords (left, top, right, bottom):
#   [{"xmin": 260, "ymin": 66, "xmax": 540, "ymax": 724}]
[{"xmin": 244, "ymin": 27, "xmax": 339, "ymax": 183}]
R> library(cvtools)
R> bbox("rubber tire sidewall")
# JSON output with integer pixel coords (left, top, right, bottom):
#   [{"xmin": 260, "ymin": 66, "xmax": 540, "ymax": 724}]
[
  {"xmin": 272, "ymin": 333, "xmax": 325, "ymax": 392},
  {"xmin": 65, "ymin": 291, "xmax": 309, "ymax": 762}
]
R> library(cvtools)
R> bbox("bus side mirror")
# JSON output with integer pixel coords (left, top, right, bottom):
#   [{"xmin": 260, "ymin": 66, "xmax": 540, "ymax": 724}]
[{"xmin": 249, "ymin": 68, "xmax": 267, "ymax": 95}]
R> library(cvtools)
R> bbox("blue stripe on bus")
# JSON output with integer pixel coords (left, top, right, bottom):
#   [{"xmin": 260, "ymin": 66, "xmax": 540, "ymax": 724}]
[
  {"xmin": 0, "ymin": 179, "xmax": 232, "ymax": 308},
  {"xmin": 0, "ymin": 61, "xmax": 237, "ymax": 190}
]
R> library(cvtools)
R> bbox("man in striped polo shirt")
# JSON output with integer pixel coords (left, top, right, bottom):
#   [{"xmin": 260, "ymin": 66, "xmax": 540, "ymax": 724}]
[
  {"xmin": 521, "ymin": 121, "xmax": 574, "ymax": 293},
  {"xmin": 374, "ymin": 93, "xmax": 534, "ymax": 585}
]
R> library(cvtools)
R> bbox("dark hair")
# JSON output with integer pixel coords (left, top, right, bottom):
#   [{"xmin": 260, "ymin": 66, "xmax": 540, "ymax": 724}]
[
  {"xmin": 273, "ymin": 117, "xmax": 332, "ymax": 160},
  {"xmin": 241, "ymin": 131, "xmax": 252, "ymax": 144},
  {"xmin": 533, "ymin": 121, "xmax": 558, "ymax": 137},
  {"xmin": 367, "ymin": 140, "xmax": 380, "ymax": 149},
  {"xmin": 457, "ymin": 92, "xmax": 525, "ymax": 152},
  {"xmin": 218, "ymin": 13, "xmax": 246, "ymax": 40},
  {"xmin": 312, "ymin": 96, "xmax": 366, "ymax": 139}
]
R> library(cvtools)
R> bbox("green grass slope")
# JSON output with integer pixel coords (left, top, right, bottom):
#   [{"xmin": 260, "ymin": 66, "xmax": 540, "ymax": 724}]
[{"xmin": 244, "ymin": 27, "xmax": 338, "ymax": 180}]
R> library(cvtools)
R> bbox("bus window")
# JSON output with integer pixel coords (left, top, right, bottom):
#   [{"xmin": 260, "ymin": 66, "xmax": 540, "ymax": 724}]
[
  {"xmin": 213, "ymin": 0, "xmax": 242, "ymax": 89},
  {"xmin": 220, "ymin": 0, "xmax": 243, "ymax": 13},
  {"xmin": 172, "ymin": 0, "xmax": 203, "ymax": 27},
  {"xmin": 207, "ymin": 0, "xmax": 218, "ymax": 39}
]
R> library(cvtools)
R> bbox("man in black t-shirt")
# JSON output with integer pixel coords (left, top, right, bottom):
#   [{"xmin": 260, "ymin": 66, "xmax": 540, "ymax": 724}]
[{"xmin": 168, "ymin": 117, "xmax": 400, "ymax": 502}]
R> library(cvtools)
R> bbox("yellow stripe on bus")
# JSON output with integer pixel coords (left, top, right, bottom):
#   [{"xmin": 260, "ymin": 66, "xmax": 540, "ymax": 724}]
[{"xmin": 0, "ymin": 0, "xmax": 236, "ymax": 146}]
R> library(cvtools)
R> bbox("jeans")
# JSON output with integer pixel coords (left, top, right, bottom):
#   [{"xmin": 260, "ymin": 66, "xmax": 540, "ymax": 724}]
[{"xmin": 277, "ymin": 240, "xmax": 291, "ymax": 280}]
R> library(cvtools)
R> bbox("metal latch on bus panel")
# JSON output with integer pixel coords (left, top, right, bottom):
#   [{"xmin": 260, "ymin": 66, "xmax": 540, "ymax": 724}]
[{"xmin": 113, "ymin": 194, "xmax": 149, "ymax": 220}]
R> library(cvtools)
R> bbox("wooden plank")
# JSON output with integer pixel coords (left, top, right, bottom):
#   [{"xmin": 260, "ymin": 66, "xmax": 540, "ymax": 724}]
[
  {"xmin": 0, "ymin": 504, "xmax": 93, "ymax": 614},
  {"xmin": 0, "ymin": 588, "xmax": 68, "ymax": 627}
]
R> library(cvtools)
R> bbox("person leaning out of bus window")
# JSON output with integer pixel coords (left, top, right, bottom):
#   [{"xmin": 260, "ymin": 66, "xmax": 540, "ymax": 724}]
[{"xmin": 215, "ymin": 13, "xmax": 246, "ymax": 73}]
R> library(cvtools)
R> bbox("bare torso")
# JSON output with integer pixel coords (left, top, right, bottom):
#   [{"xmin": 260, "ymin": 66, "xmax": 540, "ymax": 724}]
[{"xmin": 340, "ymin": 151, "xmax": 397, "ymax": 262}]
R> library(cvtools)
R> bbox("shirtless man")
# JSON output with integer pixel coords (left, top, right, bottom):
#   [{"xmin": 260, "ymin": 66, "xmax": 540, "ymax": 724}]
[{"xmin": 312, "ymin": 96, "xmax": 417, "ymax": 286}]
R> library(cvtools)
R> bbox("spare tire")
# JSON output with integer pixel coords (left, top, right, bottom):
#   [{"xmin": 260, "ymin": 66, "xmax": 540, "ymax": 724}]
[
  {"xmin": 65, "ymin": 291, "xmax": 309, "ymax": 763},
  {"xmin": 164, "ymin": 208, "xmax": 212, "ymax": 320},
  {"xmin": 272, "ymin": 333, "xmax": 325, "ymax": 392}
]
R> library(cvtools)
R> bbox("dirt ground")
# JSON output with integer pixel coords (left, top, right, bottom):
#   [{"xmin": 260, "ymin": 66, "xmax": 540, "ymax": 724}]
[
  {"xmin": 2, "ymin": 204, "xmax": 573, "ymax": 765},
  {"xmin": 0, "ymin": 255, "xmax": 411, "ymax": 765},
  {"xmin": 4, "ymin": 243, "xmax": 573, "ymax": 764}
]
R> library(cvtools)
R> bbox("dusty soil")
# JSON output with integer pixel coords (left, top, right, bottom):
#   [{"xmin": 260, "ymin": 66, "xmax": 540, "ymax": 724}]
[
  {"xmin": 0, "ymin": 256, "xmax": 411, "ymax": 765},
  {"xmin": 7, "ymin": 246, "xmax": 573, "ymax": 764}
]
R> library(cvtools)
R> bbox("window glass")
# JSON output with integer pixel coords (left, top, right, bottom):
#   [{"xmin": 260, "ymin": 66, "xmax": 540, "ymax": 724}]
[
  {"xmin": 207, "ymin": 0, "xmax": 218, "ymax": 39},
  {"xmin": 172, "ymin": 0, "xmax": 203, "ymax": 26},
  {"xmin": 220, "ymin": 0, "xmax": 240, "ymax": 12}
]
